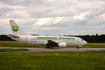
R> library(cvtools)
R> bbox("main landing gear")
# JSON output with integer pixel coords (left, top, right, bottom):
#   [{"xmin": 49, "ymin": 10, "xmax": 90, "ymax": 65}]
[{"xmin": 46, "ymin": 45, "xmax": 52, "ymax": 49}]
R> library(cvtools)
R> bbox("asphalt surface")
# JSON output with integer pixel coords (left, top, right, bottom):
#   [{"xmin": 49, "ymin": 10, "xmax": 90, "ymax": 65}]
[{"xmin": 0, "ymin": 47, "xmax": 105, "ymax": 52}]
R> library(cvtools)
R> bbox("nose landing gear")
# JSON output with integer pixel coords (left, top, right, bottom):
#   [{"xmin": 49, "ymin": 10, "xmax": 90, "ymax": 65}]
[{"xmin": 77, "ymin": 46, "xmax": 79, "ymax": 49}]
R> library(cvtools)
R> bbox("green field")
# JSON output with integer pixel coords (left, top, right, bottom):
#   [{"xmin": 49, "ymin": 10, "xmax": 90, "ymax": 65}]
[
  {"xmin": 0, "ymin": 41, "xmax": 46, "ymax": 48},
  {"xmin": 0, "ymin": 41, "xmax": 105, "ymax": 48},
  {"xmin": 0, "ymin": 49, "xmax": 29, "ymax": 52},
  {"xmin": 0, "ymin": 41, "xmax": 105, "ymax": 70},
  {"xmin": 86, "ymin": 50, "xmax": 105, "ymax": 53},
  {"xmin": 0, "ymin": 51, "xmax": 105, "ymax": 70}
]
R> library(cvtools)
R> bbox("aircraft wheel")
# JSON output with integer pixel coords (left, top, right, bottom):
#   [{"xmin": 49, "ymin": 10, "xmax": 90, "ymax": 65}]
[
  {"xmin": 50, "ymin": 46, "xmax": 52, "ymax": 49},
  {"xmin": 46, "ymin": 45, "xmax": 50, "ymax": 48},
  {"xmin": 77, "ymin": 46, "xmax": 79, "ymax": 49},
  {"xmin": 46, "ymin": 46, "xmax": 48, "ymax": 48},
  {"xmin": 46, "ymin": 44, "xmax": 52, "ymax": 49}
]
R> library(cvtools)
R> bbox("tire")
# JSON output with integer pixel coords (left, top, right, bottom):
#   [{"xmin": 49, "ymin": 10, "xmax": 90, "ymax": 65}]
[
  {"xmin": 77, "ymin": 46, "xmax": 79, "ymax": 49},
  {"xmin": 50, "ymin": 46, "xmax": 52, "ymax": 49}
]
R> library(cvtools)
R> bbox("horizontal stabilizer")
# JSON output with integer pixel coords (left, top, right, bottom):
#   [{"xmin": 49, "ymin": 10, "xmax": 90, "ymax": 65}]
[{"xmin": 9, "ymin": 34, "xmax": 19, "ymax": 38}]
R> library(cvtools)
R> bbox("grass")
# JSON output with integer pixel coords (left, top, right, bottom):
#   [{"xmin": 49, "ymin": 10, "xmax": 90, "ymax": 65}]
[
  {"xmin": 0, "ymin": 52, "xmax": 105, "ymax": 70},
  {"xmin": 0, "ymin": 41, "xmax": 105, "ymax": 70},
  {"xmin": 0, "ymin": 49, "xmax": 29, "ymax": 52},
  {"xmin": 0, "ymin": 41, "xmax": 46, "ymax": 48},
  {"xmin": 86, "ymin": 50, "xmax": 105, "ymax": 54},
  {"xmin": 0, "ymin": 41, "xmax": 105, "ymax": 48}
]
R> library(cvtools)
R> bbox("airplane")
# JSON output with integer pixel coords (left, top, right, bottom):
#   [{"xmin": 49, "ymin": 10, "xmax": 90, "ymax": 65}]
[{"xmin": 9, "ymin": 20, "xmax": 87, "ymax": 49}]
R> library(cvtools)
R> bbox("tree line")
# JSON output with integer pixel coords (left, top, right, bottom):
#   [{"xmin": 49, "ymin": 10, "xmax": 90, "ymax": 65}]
[
  {"xmin": 0, "ymin": 35, "xmax": 14, "ymax": 41},
  {"xmin": 77, "ymin": 34, "xmax": 105, "ymax": 43},
  {"xmin": 0, "ymin": 34, "xmax": 105, "ymax": 42}
]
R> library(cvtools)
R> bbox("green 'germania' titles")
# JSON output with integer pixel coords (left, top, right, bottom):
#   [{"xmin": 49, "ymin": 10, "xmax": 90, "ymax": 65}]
[{"xmin": 59, "ymin": 37, "xmax": 75, "ymax": 40}]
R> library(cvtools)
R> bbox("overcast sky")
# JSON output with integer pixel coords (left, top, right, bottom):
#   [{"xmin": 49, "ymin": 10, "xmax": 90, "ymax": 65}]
[{"xmin": 0, "ymin": 0, "xmax": 105, "ymax": 35}]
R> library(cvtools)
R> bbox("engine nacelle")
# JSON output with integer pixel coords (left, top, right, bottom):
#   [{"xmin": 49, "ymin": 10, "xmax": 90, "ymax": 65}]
[{"xmin": 58, "ymin": 42, "xmax": 66, "ymax": 47}]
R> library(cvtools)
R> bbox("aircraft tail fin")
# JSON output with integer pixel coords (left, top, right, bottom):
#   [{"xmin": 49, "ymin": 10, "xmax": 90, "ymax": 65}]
[{"xmin": 9, "ymin": 20, "xmax": 25, "ymax": 35}]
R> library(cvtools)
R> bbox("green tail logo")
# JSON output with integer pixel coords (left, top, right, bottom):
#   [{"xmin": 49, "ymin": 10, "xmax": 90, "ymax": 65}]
[{"xmin": 12, "ymin": 25, "xmax": 19, "ymax": 32}]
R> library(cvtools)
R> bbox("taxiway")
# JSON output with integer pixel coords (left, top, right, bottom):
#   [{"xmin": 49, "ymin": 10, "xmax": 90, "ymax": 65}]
[{"xmin": 0, "ymin": 47, "xmax": 105, "ymax": 52}]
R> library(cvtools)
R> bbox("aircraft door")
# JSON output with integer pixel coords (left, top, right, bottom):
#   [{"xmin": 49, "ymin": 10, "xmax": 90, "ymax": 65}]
[
  {"xmin": 25, "ymin": 37, "xmax": 28, "ymax": 43},
  {"xmin": 77, "ymin": 39, "xmax": 79, "ymax": 43}
]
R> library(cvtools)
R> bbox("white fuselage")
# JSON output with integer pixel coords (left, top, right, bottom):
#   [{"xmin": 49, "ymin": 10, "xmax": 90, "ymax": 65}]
[{"xmin": 13, "ymin": 35, "xmax": 87, "ymax": 47}]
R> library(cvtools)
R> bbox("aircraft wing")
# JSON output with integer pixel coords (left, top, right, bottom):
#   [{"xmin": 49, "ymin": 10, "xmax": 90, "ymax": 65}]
[
  {"xmin": 47, "ymin": 40, "xmax": 58, "ymax": 47},
  {"xmin": 47, "ymin": 40, "xmax": 67, "ymax": 48}
]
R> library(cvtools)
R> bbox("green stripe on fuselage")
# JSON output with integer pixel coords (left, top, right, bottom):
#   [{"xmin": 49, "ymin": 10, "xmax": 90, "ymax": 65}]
[
  {"xmin": 59, "ymin": 37, "xmax": 75, "ymax": 40},
  {"xmin": 36, "ymin": 37, "xmax": 75, "ymax": 40},
  {"xmin": 36, "ymin": 37, "xmax": 57, "ymax": 39}
]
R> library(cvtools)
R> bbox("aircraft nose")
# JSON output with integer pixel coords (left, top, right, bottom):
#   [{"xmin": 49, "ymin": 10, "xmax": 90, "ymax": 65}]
[
  {"xmin": 82, "ymin": 40, "xmax": 87, "ymax": 45},
  {"xmin": 84, "ymin": 41, "xmax": 87, "ymax": 44}
]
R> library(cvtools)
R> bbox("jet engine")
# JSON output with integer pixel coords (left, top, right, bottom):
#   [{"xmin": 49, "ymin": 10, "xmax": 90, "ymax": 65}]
[{"xmin": 58, "ymin": 42, "xmax": 66, "ymax": 47}]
